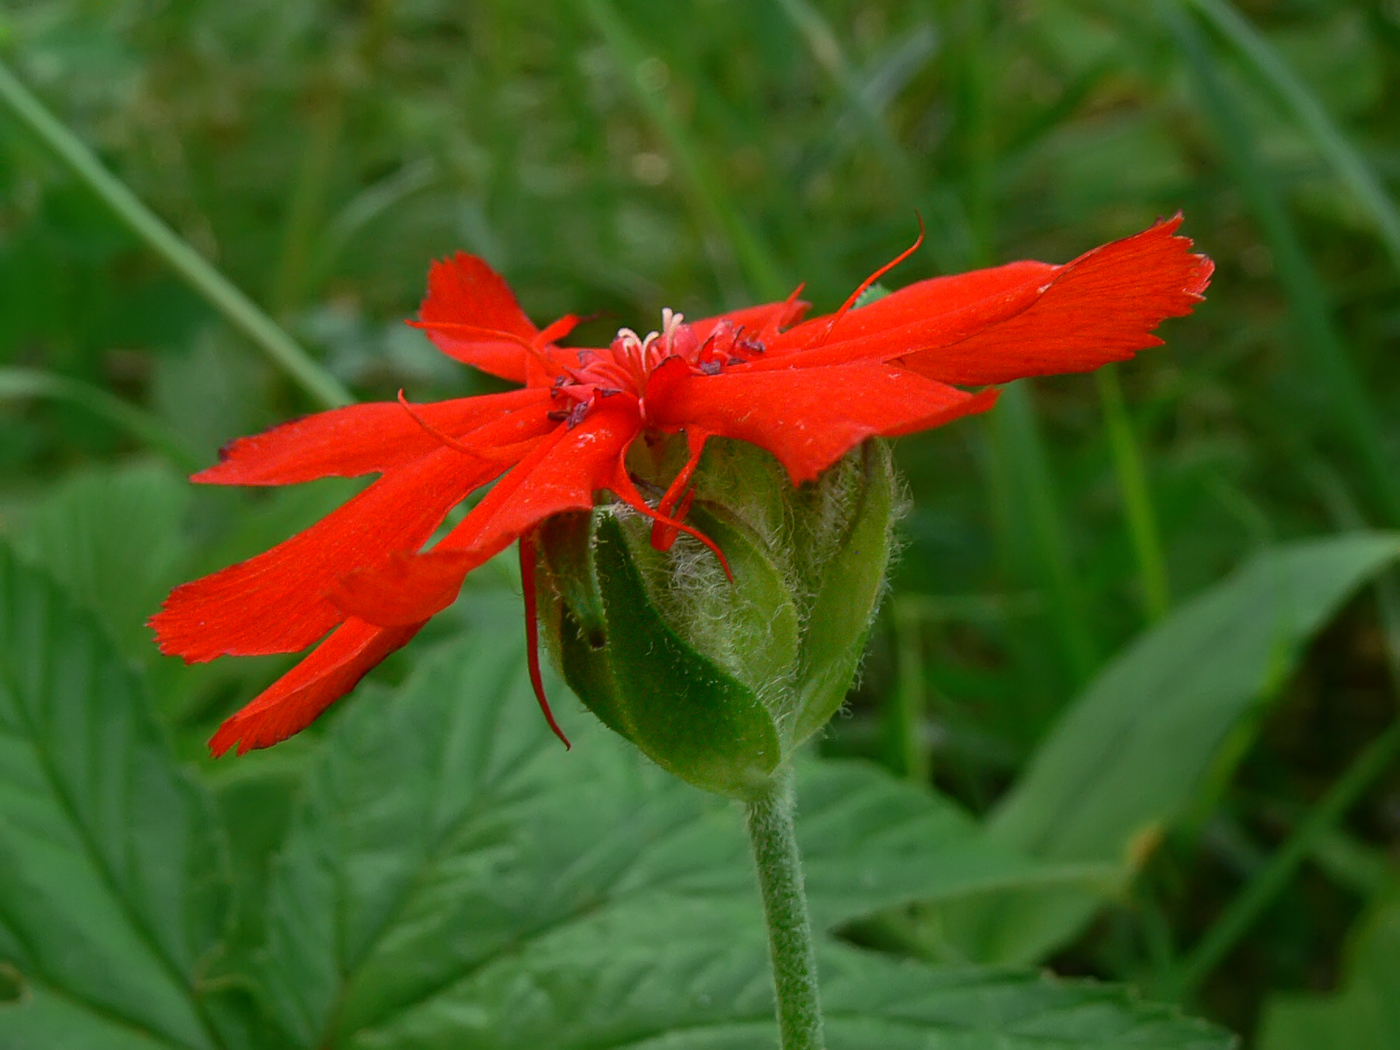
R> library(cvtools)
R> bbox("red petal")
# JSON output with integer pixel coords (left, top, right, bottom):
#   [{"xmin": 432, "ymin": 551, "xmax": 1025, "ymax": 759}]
[
  {"xmin": 755, "ymin": 217, "xmax": 1211, "ymax": 378},
  {"xmin": 419, "ymin": 252, "xmax": 538, "ymax": 382},
  {"xmin": 897, "ymin": 215, "xmax": 1213, "ymax": 384},
  {"xmin": 195, "ymin": 389, "xmax": 550, "ymax": 485},
  {"xmin": 331, "ymin": 406, "xmax": 640, "ymax": 627},
  {"xmin": 749, "ymin": 271, "xmax": 1045, "ymax": 371},
  {"xmin": 645, "ymin": 359, "xmax": 996, "ymax": 484},
  {"xmin": 774, "ymin": 259, "xmax": 1053, "ymax": 355},
  {"xmin": 152, "ymin": 441, "xmax": 530, "ymax": 662},
  {"xmin": 209, "ymin": 618, "xmax": 424, "ymax": 756}
]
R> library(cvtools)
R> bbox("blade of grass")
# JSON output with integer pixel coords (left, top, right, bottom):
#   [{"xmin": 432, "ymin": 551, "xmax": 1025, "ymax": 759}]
[
  {"xmin": 1163, "ymin": 718, "xmax": 1400, "ymax": 999},
  {"xmin": 993, "ymin": 382, "xmax": 1099, "ymax": 687},
  {"xmin": 1159, "ymin": 0, "xmax": 1400, "ymax": 526},
  {"xmin": 307, "ymin": 158, "xmax": 436, "ymax": 298},
  {"xmin": 1187, "ymin": 0, "xmax": 1400, "ymax": 272},
  {"xmin": 271, "ymin": 90, "xmax": 345, "ymax": 317},
  {"xmin": 773, "ymin": 0, "xmax": 927, "ymax": 201},
  {"xmin": 1097, "ymin": 365, "xmax": 1171, "ymax": 621},
  {"xmin": 956, "ymin": 0, "xmax": 1099, "ymax": 695},
  {"xmin": 580, "ymin": 0, "xmax": 788, "ymax": 301},
  {"xmin": 0, "ymin": 58, "xmax": 353, "ymax": 410},
  {"xmin": 0, "ymin": 367, "xmax": 202, "ymax": 473}
]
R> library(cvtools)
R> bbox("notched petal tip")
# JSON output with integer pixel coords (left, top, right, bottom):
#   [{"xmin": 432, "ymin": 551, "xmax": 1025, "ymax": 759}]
[
  {"xmin": 419, "ymin": 252, "xmax": 540, "ymax": 382},
  {"xmin": 897, "ymin": 215, "xmax": 1214, "ymax": 386}
]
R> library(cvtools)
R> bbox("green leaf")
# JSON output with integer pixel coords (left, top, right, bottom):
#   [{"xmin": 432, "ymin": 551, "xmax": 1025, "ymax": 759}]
[
  {"xmin": 1258, "ymin": 893, "xmax": 1400, "ymax": 1050},
  {"xmin": 358, "ymin": 928, "xmax": 1232, "ymax": 1050},
  {"xmin": 955, "ymin": 533, "xmax": 1400, "ymax": 964},
  {"xmin": 0, "ymin": 544, "xmax": 229, "ymax": 1049},
  {"xmin": 250, "ymin": 618, "xmax": 1228, "ymax": 1048},
  {"xmin": 5, "ymin": 460, "xmax": 191, "ymax": 662}
]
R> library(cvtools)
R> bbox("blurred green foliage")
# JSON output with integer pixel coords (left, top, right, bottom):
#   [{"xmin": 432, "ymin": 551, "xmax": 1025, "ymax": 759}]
[{"xmin": 2, "ymin": 0, "xmax": 1400, "ymax": 1043}]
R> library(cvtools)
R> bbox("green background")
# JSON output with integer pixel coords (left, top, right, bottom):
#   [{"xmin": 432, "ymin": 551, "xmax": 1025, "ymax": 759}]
[{"xmin": 2, "ymin": 0, "xmax": 1400, "ymax": 1045}]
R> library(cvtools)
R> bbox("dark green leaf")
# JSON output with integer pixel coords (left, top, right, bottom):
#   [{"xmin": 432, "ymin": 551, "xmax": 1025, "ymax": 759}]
[
  {"xmin": 0, "ymin": 545, "xmax": 229, "ymax": 1049},
  {"xmin": 957, "ymin": 534, "xmax": 1400, "ymax": 964},
  {"xmin": 252, "ymin": 619, "xmax": 1227, "ymax": 1049}
]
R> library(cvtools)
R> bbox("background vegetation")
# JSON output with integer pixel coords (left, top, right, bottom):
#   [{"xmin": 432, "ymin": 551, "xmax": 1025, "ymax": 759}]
[{"xmin": 2, "ymin": 0, "xmax": 1399, "ymax": 1046}]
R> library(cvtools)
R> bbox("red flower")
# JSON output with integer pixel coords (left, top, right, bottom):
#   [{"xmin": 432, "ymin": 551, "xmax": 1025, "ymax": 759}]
[{"xmin": 152, "ymin": 216, "xmax": 1212, "ymax": 756}]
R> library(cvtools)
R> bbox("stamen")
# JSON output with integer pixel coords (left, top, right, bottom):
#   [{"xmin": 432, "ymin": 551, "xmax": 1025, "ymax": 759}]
[
  {"xmin": 814, "ymin": 213, "xmax": 925, "ymax": 347},
  {"xmin": 611, "ymin": 449, "xmax": 733, "ymax": 581},
  {"xmin": 519, "ymin": 531, "xmax": 571, "ymax": 749},
  {"xmin": 655, "ymin": 428, "xmax": 708, "ymax": 520},
  {"xmin": 407, "ymin": 320, "xmax": 536, "ymax": 351},
  {"xmin": 396, "ymin": 390, "xmax": 479, "ymax": 456}
]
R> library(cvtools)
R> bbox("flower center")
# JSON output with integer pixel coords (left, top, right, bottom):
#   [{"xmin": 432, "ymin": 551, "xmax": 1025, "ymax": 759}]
[{"xmin": 548, "ymin": 308, "xmax": 766, "ymax": 427}]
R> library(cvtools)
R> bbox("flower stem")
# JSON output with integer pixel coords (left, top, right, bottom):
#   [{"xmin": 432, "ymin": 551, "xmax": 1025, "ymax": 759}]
[{"xmin": 745, "ymin": 764, "xmax": 825, "ymax": 1050}]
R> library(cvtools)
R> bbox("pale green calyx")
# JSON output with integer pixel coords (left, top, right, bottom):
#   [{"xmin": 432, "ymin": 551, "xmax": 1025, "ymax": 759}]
[{"xmin": 534, "ymin": 437, "xmax": 899, "ymax": 800}]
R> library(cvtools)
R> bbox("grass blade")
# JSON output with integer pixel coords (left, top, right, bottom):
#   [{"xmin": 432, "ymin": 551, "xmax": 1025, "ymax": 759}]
[
  {"xmin": 992, "ymin": 382, "xmax": 1099, "ymax": 687},
  {"xmin": 0, "ymin": 367, "xmax": 201, "ymax": 473},
  {"xmin": 1159, "ymin": 0, "xmax": 1400, "ymax": 526},
  {"xmin": 0, "ymin": 58, "xmax": 353, "ymax": 409},
  {"xmin": 580, "ymin": 0, "xmax": 789, "ymax": 301},
  {"xmin": 1187, "ymin": 0, "xmax": 1400, "ymax": 272},
  {"xmin": 1165, "ymin": 719, "xmax": 1400, "ymax": 999},
  {"xmin": 1097, "ymin": 365, "xmax": 1171, "ymax": 621}
]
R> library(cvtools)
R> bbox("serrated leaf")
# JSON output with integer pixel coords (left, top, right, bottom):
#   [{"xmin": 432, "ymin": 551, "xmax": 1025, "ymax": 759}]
[
  {"xmin": 0, "ymin": 544, "xmax": 230, "ymax": 1050},
  {"xmin": 5, "ymin": 460, "xmax": 191, "ymax": 661},
  {"xmin": 358, "ymin": 927, "xmax": 1233, "ymax": 1050},
  {"xmin": 251, "ymin": 618, "xmax": 1227, "ymax": 1049},
  {"xmin": 954, "ymin": 533, "xmax": 1400, "ymax": 964}
]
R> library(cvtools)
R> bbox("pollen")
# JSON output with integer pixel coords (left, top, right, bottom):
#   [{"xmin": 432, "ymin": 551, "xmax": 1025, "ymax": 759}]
[{"xmin": 550, "ymin": 308, "xmax": 766, "ymax": 426}]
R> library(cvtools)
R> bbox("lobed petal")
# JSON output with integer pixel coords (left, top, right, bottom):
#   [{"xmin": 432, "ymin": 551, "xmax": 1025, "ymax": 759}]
[
  {"xmin": 897, "ymin": 215, "xmax": 1213, "ymax": 384},
  {"xmin": 195, "ymin": 388, "xmax": 550, "ymax": 485},
  {"xmin": 644, "ymin": 358, "xmax": 997, "ymax": 484},
  {"xmin": 332, "ymin": 406, "xmax": 640, "ymax": 628},
  {"xmin": 152, "ymin": 437, "xmax": 538, "ymax": 662},
  {"xmin": 753, "ymin": 216, "xmax": 1211, "ymax": 378},
  {"xmin": 418, "ymin": 252, "xmax": 539, "ymax": 382},
  {"xmin": 209, "ymin": 617, "xmax": 425, "ymax": 756}
]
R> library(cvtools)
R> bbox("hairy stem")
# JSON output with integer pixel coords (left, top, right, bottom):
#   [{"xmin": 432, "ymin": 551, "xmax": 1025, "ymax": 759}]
[{"xmin": 745, "ymin": 764, "xmax": 825, "ymax": 1050}]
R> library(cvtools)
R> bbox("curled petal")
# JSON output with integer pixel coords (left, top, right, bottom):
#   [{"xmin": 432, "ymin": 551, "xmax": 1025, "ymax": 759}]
[
  {"xmin": 419, "ymin": 252, "xmax": 539, "ymax": 382},
  {"xmin": 519, "ymin": 531, "xmax": 570, "ymax": 748},
  {"xmin": 195, "ymin": 389, "xmax": 551, "ymax": 485},
  {"xmin": 331, "ymin": 407, "xmax": 640, "ymax": 628},
  {"xmin": 646, "ymin": 358, "xmax": 995, "ymax": 484},
  {"xmin": 607, "ymin": 456, "xmax": 732, "ymax": 579},
  {"xmin": 209, "ymin": 618, "xmax": 425, "ymax": 756}
]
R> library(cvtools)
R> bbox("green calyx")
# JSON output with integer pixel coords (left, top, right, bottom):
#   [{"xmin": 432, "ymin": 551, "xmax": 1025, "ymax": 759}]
[{"xmin": 534, "ymin": 437, "xmax": 898, "ymax": 799}]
